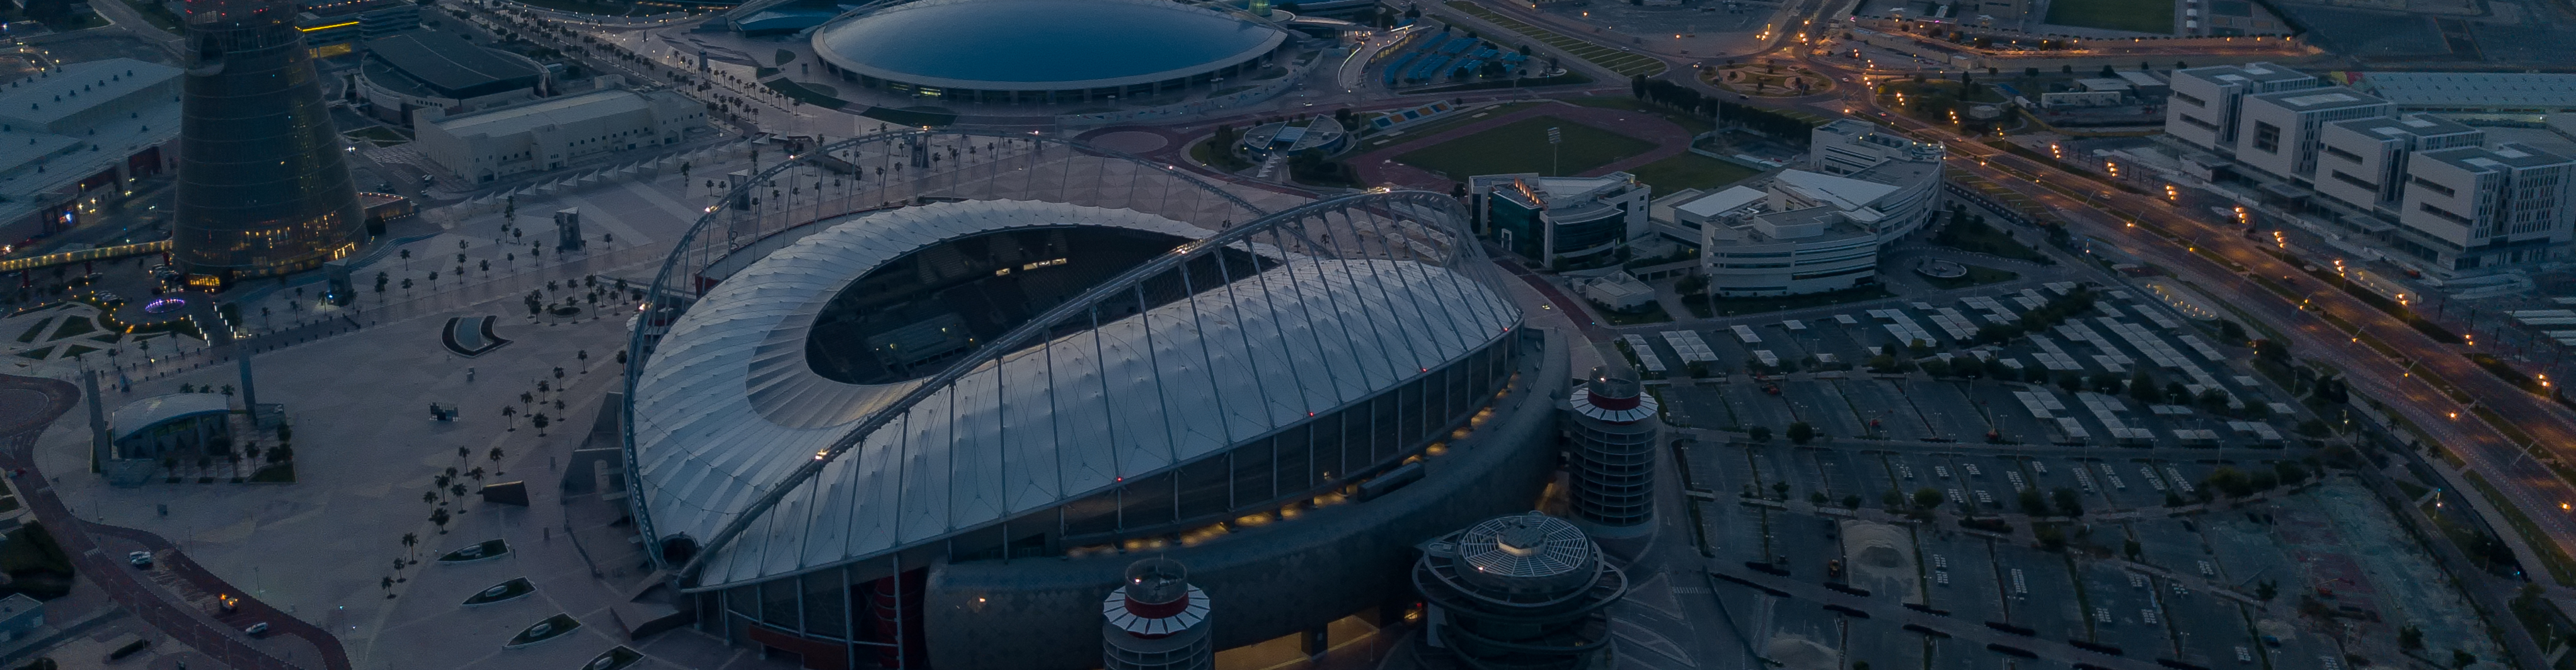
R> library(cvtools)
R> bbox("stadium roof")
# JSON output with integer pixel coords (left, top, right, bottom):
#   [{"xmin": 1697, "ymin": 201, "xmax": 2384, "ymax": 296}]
[
  {"xmin": 810, "ymin": 0, "xmax": 1288, "ymax": 91},
  {"xmin": 2352, "ymin": 72, "xmax": 2576, "ymax": 111},
  {"xmin": 362, "ymin": 31, "xmax": 543, "ymax": 98},
  {"xmin": 632, "ymin": 200, "xmax": 1517, "ymax": 588},
  {"xmin": 429, "ymin": 89, "xmax": 650, "ymax": 139},
  {"xmin": 0, "ymin": 58, "xmax": 180, "ymax": 132},
  {"xmin": 110, "ymin": 393, "xmax": 232, "ymax": 441}
]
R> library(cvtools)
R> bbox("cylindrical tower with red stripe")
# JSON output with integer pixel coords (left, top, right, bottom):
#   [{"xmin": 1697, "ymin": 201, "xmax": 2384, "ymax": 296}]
[
  {"xmin": 1565, "ymin": 366, "xmax": 1660, "ymax": 536},
  {"xmin": 1101, "ymin": 557, "xmax": 1212, "ymax": 670}
]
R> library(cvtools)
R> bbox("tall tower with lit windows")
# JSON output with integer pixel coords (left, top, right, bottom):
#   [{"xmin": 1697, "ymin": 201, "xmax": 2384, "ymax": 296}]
[{"xmin": 171, "ymin": 0, "xmax": 366, "ymax": 280}]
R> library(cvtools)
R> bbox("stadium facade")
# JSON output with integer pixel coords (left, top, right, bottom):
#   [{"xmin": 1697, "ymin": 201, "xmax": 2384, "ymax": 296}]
[
  {"xmin": 622, "ymin": 132, "xmax": 1568, "ymax": 669},
  {"xmin": 808, "ymin": 0, "xmax": 1291, "ymax": 103}
]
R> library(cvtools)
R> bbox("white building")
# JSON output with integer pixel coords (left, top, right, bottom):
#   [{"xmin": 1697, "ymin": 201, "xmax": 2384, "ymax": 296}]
[
  {"xmin": 2165, "ymin": 62, "xmax": 2318, "ymax": 153},
  {"xmin": 413, "ymin": 88, "xmax": 706, "ymax": 183},
  {"xmin": 2314, "ymin": 114, "xmax": 2482, "ymax": 215},
  {"xmin": 2396, "ymin": 144, "xmax": 2576, "ymax": 271},
  {"xmin": 1469, "ymin": 173, "xmax": 1650, "ymax": 268},
  {"xmin": 0, "ymin": 58, "xmax": 184, "ymax": 252},
  {"xmin": 2232, "ymin": 86, "xmax": 2393, "ymax": 183},
  {"xmin": 1667, "ymin": 120, "xmax": 1943, "ymax": 297}
]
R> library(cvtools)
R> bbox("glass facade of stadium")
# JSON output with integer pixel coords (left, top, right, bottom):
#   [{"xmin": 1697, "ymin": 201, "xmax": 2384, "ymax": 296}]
[
  {"xmin": 694, "ymin": 331, "xmax": 1529, "ymax": 661},
  {"xmin": 814, "ymin": 54, "xmax": 1279, "ymax": 105}
]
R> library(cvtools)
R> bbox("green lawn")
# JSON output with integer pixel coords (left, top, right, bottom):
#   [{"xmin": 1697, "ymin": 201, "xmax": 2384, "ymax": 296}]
[
  {"xmin": 1626, "ymin": 153, "xmax": 1761, "ymax": 193},
  {"xmin": 2043, "ymin": 0, "xmax": 2175, "ymax": 33},
  {"xmin": 762, "ymin": 79, "xmax": 846, "ymax": 110},
  {"xmin": 1934, "ymin": 215, "xmax": 2050, "ymax": 263},
  {"xmin": 1395, "ymin": 115, "xmax": 1653, "ymax": 179},
  {"xmin": 1444, "ymin": 2, "xmax": 1666, "ymax": 77},
  {"xmin": 1567, "ymin": 96, "xmax": 1715, "ymax": 135}
]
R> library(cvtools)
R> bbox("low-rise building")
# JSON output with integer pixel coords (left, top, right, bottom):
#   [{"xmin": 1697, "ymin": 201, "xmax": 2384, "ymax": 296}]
[
  {"xmin": 1469, "ymin": 173, "xmax": 1649, "ymax": 268},
  {"xmin": 354, "ymin": 31, "xmax": 547, "ymax": 127},
  {"xmin": 1573, "ymin": 271, "xmax": 1655, "ymax": 310},
  {"xmin": 0, "ymin": 594, "xmax": 40, "ymax": 642},
  {"xmin": 414, "ymin": 88, "xmax": 708, "ymax": 183},
  {"xmin": 2393, "ymin": 144, "xmax": 2576, "ymax": 271},
  {"xmin": 0, "ymin": 58, "xmax": 183, "ymax": 255},
  {"xmin": 295, "ymin": 0, "xmax": 422, "ymax": 58},
  {"xmin": 2166, "ymin": 62, "xmax": 2318, "ymax": 153},
  {"xmin": 2314, "ymin": 113, "xmax": 2482, "ymax": 216},
  {"xmin": 1670, "ymin": 120, "xmax": 1941, "ymax": 297},
  {"xmin": 2232, "ymin": 86, "xmax": 2393, "ymax": 183}
]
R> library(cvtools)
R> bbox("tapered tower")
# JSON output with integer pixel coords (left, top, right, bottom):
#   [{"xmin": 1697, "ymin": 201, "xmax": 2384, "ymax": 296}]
[{"xmin": 172, "ymin": 0, "xmax": 366, "ymax": 280}]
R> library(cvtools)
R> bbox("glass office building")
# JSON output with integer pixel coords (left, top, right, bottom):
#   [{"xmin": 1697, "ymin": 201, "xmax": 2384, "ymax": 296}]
[{"xmin": 173, "ymin": 0, "xmax": 367, "ymax": 279}]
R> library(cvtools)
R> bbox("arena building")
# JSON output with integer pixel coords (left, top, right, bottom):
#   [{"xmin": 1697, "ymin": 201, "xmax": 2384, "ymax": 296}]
[
  {"xmin": 619, "ymin": 132, "xmax": 1568, "ymax": 669},
  {"xmin": 808, "ymin": 0, "xmax": 1292, "ymax": 104},
  {"xmin": 352, "ymin": 30, "xmax": 546, "ymax": 127}
]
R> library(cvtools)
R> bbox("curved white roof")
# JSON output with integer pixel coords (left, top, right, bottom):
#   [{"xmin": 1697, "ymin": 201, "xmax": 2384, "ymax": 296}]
[
  {"xmin": 110, "ymin": 393, "xmax": 231, "ymax": 441},
  {"xmin": 633, "ymin": 200, "xmax": 1520, "ymax": 588}
]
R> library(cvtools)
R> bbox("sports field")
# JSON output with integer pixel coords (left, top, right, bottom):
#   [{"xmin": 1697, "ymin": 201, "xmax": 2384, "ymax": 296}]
[
  {"xmin": 1395, "ymin": 116, "xmax": 1655, "ymax": 179},
  {"xmin": 2042, "ymin": 0, "xmax": 2175, "ymax": 33},
  {"xmin": 1626, "ymin": 153, "xmax": 1761, "ymax": 193}
]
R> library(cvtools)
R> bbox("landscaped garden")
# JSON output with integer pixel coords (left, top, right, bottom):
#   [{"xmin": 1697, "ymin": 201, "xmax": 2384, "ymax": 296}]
[
  {"xmin": 1442, "ymin": 2, "xmax": 1666, "ymax": 77},
  {"xmin": 1395, "ymin": 115, "xmax": 1653, "ymax": 179}
]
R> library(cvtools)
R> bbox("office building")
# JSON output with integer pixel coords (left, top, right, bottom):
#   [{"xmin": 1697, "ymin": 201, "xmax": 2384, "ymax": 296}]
[
  {"xmin": 1468, "ymin": 173, "xmax": 1649, "ymax": 268},
  {"xmin": 294, "ymin": 0, "xmax": 420, "ymax": 57},
  {"xmin": 172, "ymin": 0, "xmax": 371, "ymax": 280},
  {"xmin": 2395, "ymin": 144, "xmax": 2576, "ymax": 271},
  {"xmin": 2313, "ymin": 114, "xmax": 2483, "ymax": 215},
  {"xmin": 1662, "ymin": 120, "xmax": 1940, "ymax": 297},
  {"xmin": 2165, "ymin": 62, "xmax": 2318, "ymax": 152},
  {"xmin": 2233, "ymin": 86, "xmax": 2395, "ymax": 182}
]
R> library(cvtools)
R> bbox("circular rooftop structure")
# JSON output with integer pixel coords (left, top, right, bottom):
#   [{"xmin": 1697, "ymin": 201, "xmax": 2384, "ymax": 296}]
[{"xmin": 811, "ymin": 0, "xmax": 1289, "ymax": 101}]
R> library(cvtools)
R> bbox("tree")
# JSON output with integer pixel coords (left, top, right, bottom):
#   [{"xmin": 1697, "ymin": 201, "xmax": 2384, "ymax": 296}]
[
  {"xmin": 2053, "ymin": 487, "xmax": 2083, "ymax": 516},
  {"xmin": 2099, "ymin": 64, "xmax": 2116, "ymax": 77},
  {"xmin": 2452, "ymin": 649, "xmax": 2476, "ymax": 669},
  {"xmin": 1810, "ymin": 491, "xmax": 1829, "ymax": 505},
  {"xmin": 532, "ymin": 413, "xmax": 551, "ymax": 436},
  {"xmin": 1843, "ymin": 494, "xmax": 1862, "ymax": 509},
  {"xmin": 429, "ymin": 507, "xmax": 452, "ymax": 534},
  {"xmin": 2024, "ymin": 66, "xmax": 2040, "ymax": 78},
  {"xmin": 401, "ymin": 532, "xmax": 418, "ymax": 562},
  {"xmin": 1918, "ymin": 358, "xmax": 1950, "ymax": 377},
  {"xmin": 2206, "ymin": 467, "xmax": 2253, "ymax": 497},
  {"xmin": 2124, "ymin": 538, "xmax": 2142, "ymax": 559},
  {"xmin": 2092, "ymin": 372, "xmax": 2124, "ymax": 394},
  {"xmin": 1882, "ymin": 489, "xmax": 1906, "ymax": 509},
  {"xmin": 1787, "ymin": 421, "xmax": 1815, "ymax": 445},
  {"xmin": 2256, "ymin": 579, "xmax": 2278, "ymax": 601},
  {"xmin": 2056, "ymin": 372, "xmax": 2083, "ymax": 392},
  {"xmin": 2019, "ymin": 487, "xmax": 2048, "ymax": 515},
  {"xmin": 1747, "ymin": 425, "xmax": 1771, "ymax": 442},
  {"xmin": 2165, "ymin": 382, "xmax": 2190, "ymax": 404},
  {"xmin": 1914, "ymin": 487, "xmax": 1944, "ymax": 509},
  {"xmin": 2062, "ymin": 64, "xmax": 2074, "ymax": 74},
  {"xmin": 2129, "ymin": 370, "xmax": 2160, "ymax": 403},
  {"xmin": 2274, "ymin": 461, "xmax": 2309, "ymax": 486},
  {"xmin": 1773, "ymin": 480, "xmax": 1791, "ymax": 498},
  {"xmin": 2400, "ymin": 625, "xmax": 2425, "ymax": 651}
]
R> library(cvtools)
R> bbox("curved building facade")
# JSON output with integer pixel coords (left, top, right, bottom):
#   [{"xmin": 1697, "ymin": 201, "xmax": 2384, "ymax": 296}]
[
  {"xmin": 810, "ymin": 0, "xmax": 1290, "ymax": 103},
  {"xmin": 173, "ymin": 0, "xmax": 367, "ymax": 279},
  {"xmin": 623, "ymin": 134, "xmax": 1563, "ymax": 669}
]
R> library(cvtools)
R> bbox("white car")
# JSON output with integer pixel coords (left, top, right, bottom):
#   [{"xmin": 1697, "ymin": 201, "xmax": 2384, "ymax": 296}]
[
  {"xmin": 125, "ymin": 551, "xmax": 150, "ymax": 567},
  {"xmin": 243, "ymin": 622, "xmax": 268, "ymax": 636}
]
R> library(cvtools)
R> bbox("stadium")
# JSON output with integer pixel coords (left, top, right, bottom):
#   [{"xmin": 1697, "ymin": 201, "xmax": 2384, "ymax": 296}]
[
  {"xmin": 620, "ymin": 131, "xmax": 1570, "ymax": 669},
  {"xmin": 808, "ymin": 0, "xmax": 1292, "ymax": 103}
]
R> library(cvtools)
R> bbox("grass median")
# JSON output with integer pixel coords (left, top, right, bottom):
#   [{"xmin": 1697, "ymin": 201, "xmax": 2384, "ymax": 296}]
[{"xmin": 2464, "ymin": 470, "xmax": 2576, "ymax": 587}]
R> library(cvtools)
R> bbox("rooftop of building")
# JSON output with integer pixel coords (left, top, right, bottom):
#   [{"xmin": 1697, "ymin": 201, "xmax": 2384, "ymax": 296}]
[
  {"xmin": 1672, "ymin": 185, "xmax": 1766, "ymax": 220},
  {"xmin": 1734, "ymin": 205, "xmax": 1874, "ymax": 242},
  {"xmin": 2353, "ymin": 71, "xmax": 2576, "ymax": 110},
  {"xmin": 362, "ymin": 31, "xmax": 543, "ymax": 96},
  {"xmin": 1472, "ymin": 173, "xmax": 1638, "ymax": 210},
  {"xmin": 2246, "ymin": 86, "xmax": 2387, "ymax": 111},
  {"xmin": 2419, "ymin": 143, "xmax": 2576, "ymax": 172},
  {"xmin": 0, "ymin": 58, "xmax": 180, "ymax": 129},
  {"xmin": 2176, "ymin": 62, "xmax": 2315, "ymax": 86},
  {"xmin": 810, "ymin": 0, "xmax": 1289, "ymax": 91},
  {"xmin": 109, "ymin": 393, "xmax": 233, "ymax": 441},
  {"xmin": 2330, "ymin": 113, "xmax": 2478, "ymax": 140},
  {"xmin": 428, "ymin": 88, "xmax": 657, "ymax": 139}
]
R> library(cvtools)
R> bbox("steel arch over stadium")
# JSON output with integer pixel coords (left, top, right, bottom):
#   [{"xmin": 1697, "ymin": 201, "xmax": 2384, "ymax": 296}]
[{"xmin": 619, "ymin": 130, "xmax": 1519, "ymax": 591}]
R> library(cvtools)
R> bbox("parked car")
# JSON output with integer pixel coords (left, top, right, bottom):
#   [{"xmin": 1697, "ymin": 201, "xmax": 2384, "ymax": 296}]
[
  {"xmin": 126, "ymin": 551, "xmax": 151, "ymax": 568},
  {"xmin": 243, "ymin": 622, "xmax": 268, "ymax": 637}
]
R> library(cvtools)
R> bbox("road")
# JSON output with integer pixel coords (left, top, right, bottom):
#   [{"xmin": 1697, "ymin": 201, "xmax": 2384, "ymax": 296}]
[
  {"xmin": 1759, "ymin": 54, "xmax": 2576, "ymax": 591},
  {"xmin": 0, "ymin": 373, "xmax": 349, "ymax": 670}
]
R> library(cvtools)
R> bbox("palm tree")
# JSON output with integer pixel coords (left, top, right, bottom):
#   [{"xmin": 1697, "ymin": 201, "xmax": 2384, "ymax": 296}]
[
  {"xmin": 429, "ymin": 507, "xmax": 452, "ymax": 534},
  {"xmin": 502, "ymin": 406, "xmax": 516, "ymax": 430},
  {"xmin": 401, "ymin": 532, "xmax": 418, "ymax": 564}
]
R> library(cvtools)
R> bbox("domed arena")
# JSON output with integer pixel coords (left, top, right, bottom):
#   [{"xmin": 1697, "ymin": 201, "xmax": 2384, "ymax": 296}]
[
  {"xmin": 619, "ymin": 131, "xmax": 1573, "ymax": 669},
  {"xmin": 809, "ymin": 0, "xmax": 1291, "ymax": 103}
]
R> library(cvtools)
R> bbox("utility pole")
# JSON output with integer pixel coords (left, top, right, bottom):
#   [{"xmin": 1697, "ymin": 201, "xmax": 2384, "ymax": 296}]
[{"xmin": 1547, "ymin": 126, "xmax": 1562, "ymax": 176}]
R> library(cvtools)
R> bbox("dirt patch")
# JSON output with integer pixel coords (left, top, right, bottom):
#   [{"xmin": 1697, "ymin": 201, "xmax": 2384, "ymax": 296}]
[{"xmin": 1841, "ymin": 519, "xmax": 1924, "ymax": 603}]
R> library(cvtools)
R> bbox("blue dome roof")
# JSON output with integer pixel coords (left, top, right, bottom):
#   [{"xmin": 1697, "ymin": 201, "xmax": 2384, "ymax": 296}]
[{"xmin": 812, "ymin": 0, "xmax": 1288, "ymax": 91}]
